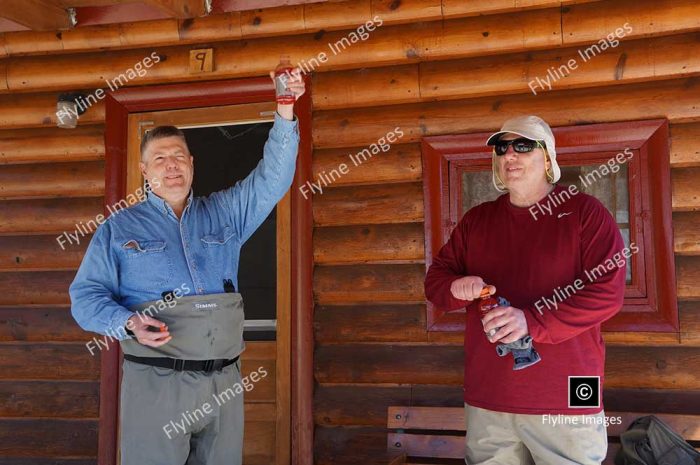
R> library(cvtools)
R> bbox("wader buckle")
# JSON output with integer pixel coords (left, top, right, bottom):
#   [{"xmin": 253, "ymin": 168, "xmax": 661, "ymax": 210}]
[{"xmin": 204, "ymin": 359, "xmax": 224, "ymax": 372}]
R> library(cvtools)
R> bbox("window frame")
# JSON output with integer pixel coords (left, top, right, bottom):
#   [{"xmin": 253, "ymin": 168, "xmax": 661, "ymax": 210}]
[{"xmin": 422, "ymin": 119, "xmax": 678, "ymax": 333}]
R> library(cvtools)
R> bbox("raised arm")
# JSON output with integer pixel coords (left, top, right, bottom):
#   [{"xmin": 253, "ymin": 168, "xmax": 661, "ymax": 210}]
[{"xmin": 210, "ymin": 112, "xmax": 300, "ymax": 244}]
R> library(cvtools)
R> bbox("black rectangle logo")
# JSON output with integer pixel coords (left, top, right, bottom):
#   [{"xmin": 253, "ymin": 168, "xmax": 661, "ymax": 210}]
[{"xmin": 568, "ymin": 376, "xmax": 600, "ymax": 408}]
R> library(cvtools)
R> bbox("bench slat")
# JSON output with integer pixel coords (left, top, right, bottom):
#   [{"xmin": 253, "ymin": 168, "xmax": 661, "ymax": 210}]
[
  {"xmin": 388, "ymin": 432, "xmax": 464, "ymax": 459},
  {"xmin": 388, "ymin": 406, "xmax": 464, "ymax": 430},
  {"xmin": 388, "ymin": 407, "xmax": 700, "ymax": 440}
]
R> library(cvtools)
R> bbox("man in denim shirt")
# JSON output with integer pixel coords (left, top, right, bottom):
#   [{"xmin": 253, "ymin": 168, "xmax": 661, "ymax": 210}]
[{"xmin": 69, "ymin": 71, "xmax": 305, "ymax": 465}]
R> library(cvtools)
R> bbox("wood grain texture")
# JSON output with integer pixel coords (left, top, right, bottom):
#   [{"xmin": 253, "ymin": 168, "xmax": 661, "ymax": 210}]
[
  {"xmin": 0, "ymin": 380, "xmax": 99, "ymax": 417},
  {"xmin": 313, "ymin": 223, "xmax": 424, "ymax": 265},
  {"xmin": 314, "ymin": 264, "xmax": 425, "ymax": 305},
  {"xmin": 0, "ymin": 343, "xmax": 100, "ymax": 380},
  {"xmin": 312, "ymin": 143, "xmax": 421, "ymax": 186},
  {"xmin": 0, "ymin": 306, "xmax": 88, "ymax": 342},
  {"xmin": 0, "ymin": 197, "xmax": 103, "ymax": 235},
  {"xmin": 313, "ymin": 77, "xmax": 700, "ymax": 149},
  {"xmin": 313, "ymin": 182, "xmax": 423, "ymax": 226},
  {"xmin": 0, "ymin": 161, "xmax": 104, "ymax": 200}
]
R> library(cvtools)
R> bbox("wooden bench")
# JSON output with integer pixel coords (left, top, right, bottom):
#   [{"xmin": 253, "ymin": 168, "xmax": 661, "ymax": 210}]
[{"xmin": 386, "ymin": 406, "xmax": 700, "ymax": 464}]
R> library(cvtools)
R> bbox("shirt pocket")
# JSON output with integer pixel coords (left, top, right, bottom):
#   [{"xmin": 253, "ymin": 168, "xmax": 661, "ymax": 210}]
[
  {"xmin": 200, "ymin": 226, "xmax": 236, "ymax": 278},
  {"xmin": 120, "ymin": 239, "xmax": 174, "ymax": 293},
  {"xmin": 200, "ymin": 226, "xmax": 235, "ymax": 247}
]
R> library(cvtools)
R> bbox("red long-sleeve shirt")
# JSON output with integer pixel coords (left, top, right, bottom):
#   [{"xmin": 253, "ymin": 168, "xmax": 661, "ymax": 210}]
[{"xmin": 424, "ymin": 185, "xmax": 626, "ymax": 414}]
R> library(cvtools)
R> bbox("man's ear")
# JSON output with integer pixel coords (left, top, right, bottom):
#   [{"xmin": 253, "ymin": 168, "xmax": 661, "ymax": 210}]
[{"xmin": 139, "ymin": 161, "xmax": 147, "ymax": 179}]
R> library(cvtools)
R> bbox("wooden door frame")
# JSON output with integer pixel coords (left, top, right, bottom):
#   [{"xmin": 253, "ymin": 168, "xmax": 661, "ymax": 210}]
[{"xmin": 101, "ymin": 76, "xmax": 314, "ymax": 465}]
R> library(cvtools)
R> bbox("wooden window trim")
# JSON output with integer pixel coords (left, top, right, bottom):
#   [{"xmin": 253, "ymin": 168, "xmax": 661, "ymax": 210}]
[{"xmin": 422, "ymin": 119, "xmax": 678, "ymax": 334}]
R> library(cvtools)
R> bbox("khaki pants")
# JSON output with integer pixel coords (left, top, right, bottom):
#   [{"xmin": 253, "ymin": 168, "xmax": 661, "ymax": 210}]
[{"xmin": 465, "ymin": 403, "xmax": 608, "ymax": 465}]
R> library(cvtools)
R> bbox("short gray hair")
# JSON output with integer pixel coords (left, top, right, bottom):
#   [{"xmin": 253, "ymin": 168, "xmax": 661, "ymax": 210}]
[{"xmin": 141, "ymin": 126, "xmax": 187, "ymax": 161}]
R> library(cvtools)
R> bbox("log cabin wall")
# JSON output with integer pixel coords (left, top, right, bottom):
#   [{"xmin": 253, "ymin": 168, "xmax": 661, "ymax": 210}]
[{"xmin": 0, "ymin": 0, "xmax": 699, "ymax": 463}]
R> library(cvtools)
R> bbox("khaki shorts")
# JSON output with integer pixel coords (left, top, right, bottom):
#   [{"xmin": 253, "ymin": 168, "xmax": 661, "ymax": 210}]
[{"xmin": 465, "ymin": 402, "xmax": 608, "ymax": 465}]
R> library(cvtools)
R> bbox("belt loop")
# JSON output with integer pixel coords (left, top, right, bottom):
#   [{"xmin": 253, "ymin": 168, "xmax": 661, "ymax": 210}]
[{"xmin": 173, "ymin": 359, "xmax": 185, "ymax": 371}]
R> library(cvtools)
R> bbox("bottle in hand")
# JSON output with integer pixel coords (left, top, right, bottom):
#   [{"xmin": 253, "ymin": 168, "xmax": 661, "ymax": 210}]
[{"xmin": 274, "ymin": 55, "xmax": 296, "ymax": 105}]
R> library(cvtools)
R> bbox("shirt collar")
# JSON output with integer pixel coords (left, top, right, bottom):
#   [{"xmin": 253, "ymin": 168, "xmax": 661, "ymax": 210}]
[{"xmin": 146, "ymin": 189, "xmax": 193, "ymax": 216}]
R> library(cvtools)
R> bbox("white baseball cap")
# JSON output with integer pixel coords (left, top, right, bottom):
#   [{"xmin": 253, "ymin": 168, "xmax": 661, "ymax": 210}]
[{"xmin": 486, "ymin": 115, "xmax": 560, "ymax": 192}]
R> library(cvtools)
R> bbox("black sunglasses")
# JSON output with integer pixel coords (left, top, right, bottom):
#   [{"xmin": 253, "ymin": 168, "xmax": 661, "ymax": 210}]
[{"xmin": 493, "ymin": 138, "xmax": 544, "ymax": 156}]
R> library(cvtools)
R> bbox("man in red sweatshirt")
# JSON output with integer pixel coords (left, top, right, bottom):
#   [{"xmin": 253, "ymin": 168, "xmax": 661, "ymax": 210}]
[{"xmin": 424, "ymin": 115, "xmax": 627, "ymax": 464}]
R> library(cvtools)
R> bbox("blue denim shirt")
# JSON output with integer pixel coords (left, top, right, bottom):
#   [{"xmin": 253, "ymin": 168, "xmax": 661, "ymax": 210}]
[{"xmin": 69, "ymin": 113, "xmax": 299, "ymax": 340}]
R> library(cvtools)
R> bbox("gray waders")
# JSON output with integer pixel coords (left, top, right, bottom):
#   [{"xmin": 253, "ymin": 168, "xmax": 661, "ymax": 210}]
[{"xmin": 119, "ymin": 292, "xmax": 245, "ymax": 465}]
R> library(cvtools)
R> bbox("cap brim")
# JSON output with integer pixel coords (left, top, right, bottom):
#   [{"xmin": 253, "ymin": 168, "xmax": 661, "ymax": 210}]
[{"xmin": 486, "ymin": 130, "xmax": 534, "ymax": 146}]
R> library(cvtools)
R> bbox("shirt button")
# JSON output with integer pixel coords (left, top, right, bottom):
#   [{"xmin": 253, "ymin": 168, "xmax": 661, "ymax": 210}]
[{"xmin": 198, "ymin": 288, "xmax": 203, "ymax": 293}]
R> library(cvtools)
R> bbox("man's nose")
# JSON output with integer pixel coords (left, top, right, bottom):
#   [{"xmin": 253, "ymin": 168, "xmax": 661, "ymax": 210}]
[{"xmin": 504, "ymin": 145, "xmax": 518, "ymax": 158}]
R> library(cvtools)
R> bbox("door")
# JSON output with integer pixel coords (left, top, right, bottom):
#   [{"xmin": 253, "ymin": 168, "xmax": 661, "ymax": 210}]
[{"xmin": 122, "ymin": 101, "xmax": 291, "ymax": 465}]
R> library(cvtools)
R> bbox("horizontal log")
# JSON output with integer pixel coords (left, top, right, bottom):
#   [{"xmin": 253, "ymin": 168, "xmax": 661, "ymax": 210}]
[
  {"xmin": 313, "ymin": 77, "xmax": 700, "ymax": 148},
  {"xmin": 0, "ymin": 197, "xmax": 103, "ymax": 235},
  {"xmin": 672, "ymin": 167, "xmax": 700, "ymax": 211},
  {"xmin": 674, "ymin": 212, "xmax": 700, "ymax": 255},
  {"xmin": 0, "ymin": 92, "xmax": 104, "ymax": 129},
  {"xmin": 0, "ymin": 127, "xmax": 104, "ymax": 165},
  {"xmin": 314, "ymin": 223, "xmax": 424, "ymax": 265},
  {"xmin": 313, "ymin": 64, "xmax": 420, "ymax": 110},
  {"xmin": 421, "ymin": 32, "xmax": 700, "ymax": 103},
  {"xmin": 314, "ymin": 264, "xmax": 425, "ymax": 305},
  {"xmin": 314, "ymin": 304, "xmax": 426, "ymax": 344},
  {"xmin": 677, "ymin": 256, "xmax": 700, "ymax": 300},
  {"xmin": 605, "ymin": 346, "xmax": 700, "ymax": 390},
  {"xmin": 313, "ymin": 32, "xmax": 700, "ymax": 110},
  {"xmin": 314, "ymin": 385, "xmax": 700, "ymax": 428},
  {"xmin": 315, "ymin": 344, "xmax": 463, "ymax": 385},
  {"xmin": 313, "ymin": 182, "xmax": 423, "ymax": 226},
  {"xmin": 0, "ymin": 419, "xmax": 97, "ymax": 457},
  {"xmin": 2, "ymin": 9, "xmax": 561, "ymax": 94},
  {"xmin": 671, "ymin": 121, "xmax": 700, "ymax": 167},
  {"xmin": 0, "ymin": 343, "xmax": 100, "ymax": 380},
  {"xmin": 0, "ymin": 161, "xmax": 104, "ymax": 200},
  {"xmin": 442, "ymin": 0, "xmax": 599, "ymax": 18},
  {"xmin": 312, "ymin": 143, "xmax": 421, "ymax": 186},
  {"xmin": 315, "ymin": 344, "xmax": 700, "ymax": 389},
  {"xmin": 0, "ymin": 381, "xmax": 98, "ymax": 417},
  {"xmin": 0, "ymin": 0, "xmax": 599, "ymax": 57},
  {"xmin": 0, "ymin": 271, "xmax": 74, "ymax": 306},
  {"xmin": 562, "ymin": 0, "xmax": 700, "ymax": 45},
  {"xmin": 240, "ymin": 4, "xmax": 305, "ymax": 38},
  {"xmin": 0, "ymin": 306, "xmax": 89, "ymax": 342},
  {"xmin": 0, "ymin": 235, "xmax": 88, "ymax": 272}
]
